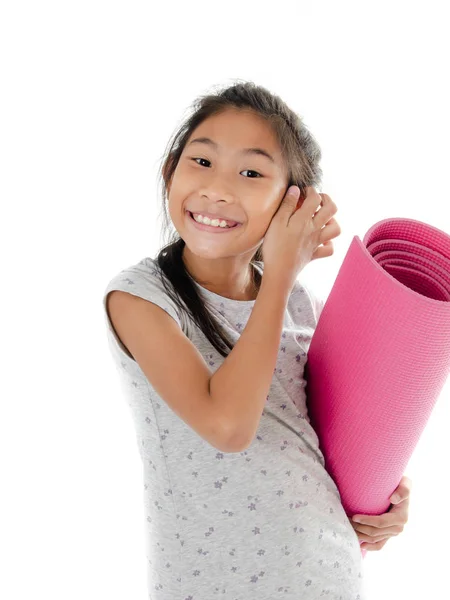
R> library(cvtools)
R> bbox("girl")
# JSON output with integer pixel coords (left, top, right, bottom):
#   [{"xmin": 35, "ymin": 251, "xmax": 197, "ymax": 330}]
[{"xmin": 103, "ymin": 81, "xmax": 364, "ymax": 599}]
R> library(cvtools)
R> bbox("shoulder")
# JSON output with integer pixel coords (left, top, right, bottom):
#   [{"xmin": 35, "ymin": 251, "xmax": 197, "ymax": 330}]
[
  {"xmin": 103, "ymin": 257, "xmax": 170, "ymax": 304},
  {"xmin": 102, "ymin": 256, "xmax": 185, "ymax": 337}
]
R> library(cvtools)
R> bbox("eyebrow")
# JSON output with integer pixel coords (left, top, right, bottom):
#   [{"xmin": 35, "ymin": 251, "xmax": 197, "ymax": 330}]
[{"xmin": 187, "ymin": 136, "xmax": 276, "ymax": 164}]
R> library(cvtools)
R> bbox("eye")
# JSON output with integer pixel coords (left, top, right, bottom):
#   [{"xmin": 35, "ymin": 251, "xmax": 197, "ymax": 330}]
[{"xmin": 191, "ymin": 157, "xmax": 262, "ymax": 178}]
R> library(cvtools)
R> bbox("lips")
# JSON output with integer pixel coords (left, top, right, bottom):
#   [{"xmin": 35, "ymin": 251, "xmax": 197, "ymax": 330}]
[
  {"xmin": 189, "ymin": 211, "xmax": 240, "ymax": 227},
  {"xmin": 187, "ymin": 210, "xmax": 241, "ymax": 233}
]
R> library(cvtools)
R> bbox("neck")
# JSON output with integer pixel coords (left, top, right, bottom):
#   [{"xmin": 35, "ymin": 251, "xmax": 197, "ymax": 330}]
[{"xmin": 182, "ymin": 246, "xmax": 261, "ymax": 301}]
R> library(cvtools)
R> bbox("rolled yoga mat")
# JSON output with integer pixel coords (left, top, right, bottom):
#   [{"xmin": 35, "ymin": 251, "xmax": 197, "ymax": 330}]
[{"xmin": 304, "ymin": 217, "xmax": 450, "ymax": 558}]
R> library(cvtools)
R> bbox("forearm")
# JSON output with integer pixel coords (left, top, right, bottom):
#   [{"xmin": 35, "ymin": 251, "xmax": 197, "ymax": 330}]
[{"xmin": 209, "ymin": 274, "xmax": 291, "ymax": 450}]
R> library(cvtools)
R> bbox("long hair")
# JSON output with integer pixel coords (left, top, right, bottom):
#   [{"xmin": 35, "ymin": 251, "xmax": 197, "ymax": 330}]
[{"xmin": 155, "ymin": 79, "xmax": 323, "ymax": 358}]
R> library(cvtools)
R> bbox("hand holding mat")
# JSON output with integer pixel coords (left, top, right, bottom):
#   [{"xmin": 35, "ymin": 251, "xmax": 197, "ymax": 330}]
[{"xmin": 304, "ymin": 218, "xmax": 450, "ymax": 558}]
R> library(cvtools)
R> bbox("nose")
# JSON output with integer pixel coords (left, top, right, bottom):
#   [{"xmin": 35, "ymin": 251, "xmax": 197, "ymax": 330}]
[{"xmin": 198, "ymin": 174, "xmax": 235, "ymax": 203}]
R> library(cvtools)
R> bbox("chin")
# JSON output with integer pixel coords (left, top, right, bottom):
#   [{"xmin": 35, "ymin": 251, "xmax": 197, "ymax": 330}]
[{"xmin": 184, "ymin": 245, "xmax": 230, "ymax": 260}]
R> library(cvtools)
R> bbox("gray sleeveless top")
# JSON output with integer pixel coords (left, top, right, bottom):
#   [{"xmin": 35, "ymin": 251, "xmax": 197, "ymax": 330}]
[{"xmin": 102, "ymin": 256, "xmax": 366, "ymax": 600}]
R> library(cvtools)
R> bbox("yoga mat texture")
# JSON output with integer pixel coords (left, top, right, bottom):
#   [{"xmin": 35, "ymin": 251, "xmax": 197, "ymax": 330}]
[{"xmin": 304, "ymin": 218, "xmax": 450, "ymax": 558}]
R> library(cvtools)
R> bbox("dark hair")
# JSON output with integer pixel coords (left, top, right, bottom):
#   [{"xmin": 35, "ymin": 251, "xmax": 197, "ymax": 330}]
[{"xmin": 155, "ymin": 79, "xmax": 323, "ymax": 358}]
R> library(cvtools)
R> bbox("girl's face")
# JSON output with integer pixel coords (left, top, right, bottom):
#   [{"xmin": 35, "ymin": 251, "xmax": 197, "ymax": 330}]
[{"xmin": 166, "ymin": 108, "xmax": 290, "ymax": 261}]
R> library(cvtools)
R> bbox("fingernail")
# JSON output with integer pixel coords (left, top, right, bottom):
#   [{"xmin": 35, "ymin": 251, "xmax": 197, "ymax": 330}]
[
  {"xmin": 288, "ymin": 185, "xmax": 299, "ymax": 196},
  {"xmin": 391, "ymin": 494, "xmax": 401, "ymax": 503}
]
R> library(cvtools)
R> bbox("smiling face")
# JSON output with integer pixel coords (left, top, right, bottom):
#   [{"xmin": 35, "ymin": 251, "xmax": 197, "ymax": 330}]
[{"xmin": 167, "ymin": 108, "xmax": 290, "ymax": 259}]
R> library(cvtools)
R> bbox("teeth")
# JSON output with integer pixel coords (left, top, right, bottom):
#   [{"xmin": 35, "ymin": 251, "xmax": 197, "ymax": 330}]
[{"xmin": 193, "ymin": 214, "xmax": 232, "ymax": 228}]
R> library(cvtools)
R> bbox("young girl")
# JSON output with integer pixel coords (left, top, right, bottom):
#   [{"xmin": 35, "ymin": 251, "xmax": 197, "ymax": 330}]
[{"xmin": 102, "ymin": 81, "xmax": 365, "ymax": 599}]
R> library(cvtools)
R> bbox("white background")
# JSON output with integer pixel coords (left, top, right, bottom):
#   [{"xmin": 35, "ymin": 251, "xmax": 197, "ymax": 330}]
[{"xmin": 1, "ymin": 1, "xmax": 449, "ymax": 598}]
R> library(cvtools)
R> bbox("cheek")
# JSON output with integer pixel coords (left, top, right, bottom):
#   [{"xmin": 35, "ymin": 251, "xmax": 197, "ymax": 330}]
[
  {"xmin": 167, "ymin": 200, "xmax": 185, "ymax": 231},
  {"xmin": 167, "ymin": 199, "xmax": 176, "ymax": 222},
  {"xmin": 252, "ymin": 207, "xmax": 277, "ymax": 229},
  {"xmin": 244, "ymin": 215, "xmax": 274, "ymax": 244}
]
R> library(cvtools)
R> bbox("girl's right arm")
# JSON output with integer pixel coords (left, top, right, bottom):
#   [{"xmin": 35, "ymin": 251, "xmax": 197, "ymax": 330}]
[{"xmin": 106, "ymin": 278, "xmax": 289, "ymax": 454}]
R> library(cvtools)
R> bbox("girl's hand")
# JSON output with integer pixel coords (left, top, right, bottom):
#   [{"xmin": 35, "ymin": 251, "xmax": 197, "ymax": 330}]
[
  {"xmin": 261, "ymin": 185, "xmax": 340, "ymax": 291},
  {"xmin": 350, "ymin": 475, "xmax": 412, "ymax": 551}
]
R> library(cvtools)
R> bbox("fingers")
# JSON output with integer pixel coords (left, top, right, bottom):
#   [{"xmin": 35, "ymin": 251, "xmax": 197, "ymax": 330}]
[
  {"xmin": 313, "ymin": 193, "xmax": 338, "ymax": 225},
  {"xmin": 322, "ymin": 216, "xmax": 341, "ymax": 236},
  {"xmin": 296, "ymin": 187, "xmax": 338, "ymax": 228},
  {"xmin": 360, "ymin": 537, "xmax": 390, "ymax": 551},
  {"xmin": 316, "ymin": 216, "xmax": 341, "ymax": 250},
  {"xmin": 293, "ymin": 186, "xmax": 340, "ymax": 263},
  {"xmin": 311, "ymin": 220, "xmax": 341, "ymax": 261},
  {"xmin": 310, "ymin": 240, "xmax": 334, "ymax": 261},
  {"xmin": 301, "ymin": 186, "xmax": 326, "ymax": 214}
]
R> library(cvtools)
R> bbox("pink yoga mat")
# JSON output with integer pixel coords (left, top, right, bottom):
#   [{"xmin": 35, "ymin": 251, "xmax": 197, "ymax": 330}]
[{"xmin": 304, "ymin": 218, "xmax": 450, "ymax": 558}]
